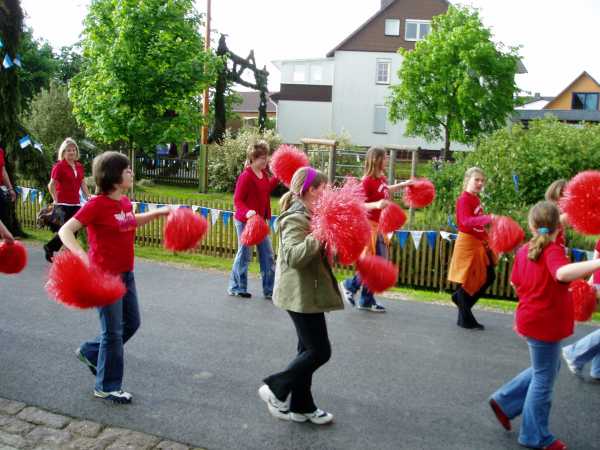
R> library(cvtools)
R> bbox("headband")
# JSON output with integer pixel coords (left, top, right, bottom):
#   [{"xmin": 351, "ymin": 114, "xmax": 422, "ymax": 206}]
[
  {"xmin": 537, "ymin": 227, "xmax": 550, "ymax": 235},
  {"xmin": 301, "ymin": 167, "xmax": 318, "ymax": 195}
]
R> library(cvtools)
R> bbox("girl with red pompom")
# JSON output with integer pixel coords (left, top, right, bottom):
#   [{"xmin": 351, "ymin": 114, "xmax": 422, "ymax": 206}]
[
  {"xmin": 340, "ymin": 146, "xmax": 412, "ymax": 313},
  {"xmin": 59, "ymin": 151, "xmax": 170, "ymax": 404},
  {"xmin": 489, "ymin": 201, "xmax": 600, "ymax": 450},
  {"xmin": 544, "ymin": 179, "xmax": 569, "ymax": 248},
  {"xmin": 447, "ymin": 167, "xmax": 497, "ymax": 330},
  {"xmin": 561, "ymin": 237, "xmax": 600, "ymax": 381},
  {"xmin": 228, "ymin": 141, "xmax": 280, "ymax": 299},
  {"xmin": 258, "ymin": 167, "xmax": 342, "ymax": 425}
]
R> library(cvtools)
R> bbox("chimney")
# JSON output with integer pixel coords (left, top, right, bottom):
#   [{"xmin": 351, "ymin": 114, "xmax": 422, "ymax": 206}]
[{"xmin": 381, "ymin": 0, "xmax": 394, "ymax": 9}]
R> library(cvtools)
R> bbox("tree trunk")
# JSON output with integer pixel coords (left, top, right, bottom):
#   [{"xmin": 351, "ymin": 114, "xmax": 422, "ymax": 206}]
[{"xmin": 441, "ymin": 123, "xmax": 451, "ymax": 161}]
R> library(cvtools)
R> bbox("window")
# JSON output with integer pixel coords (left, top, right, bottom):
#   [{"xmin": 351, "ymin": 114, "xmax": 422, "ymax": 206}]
[
  {"xmin": 385, "ymin": 19, "xmax": 400, "ymax": 36},
  {"xmin": 310, "ymin": 65, "xmax": 322, "ymax": 82},
  {"xmin": 374, "ymin": 106, "xmax": 388, "ymax": 134},
  {"xmin": 376, "ymin": 59, "xmax": 391, "ymax": 84},
  {"xmin": 572, "ymin": 92, "xmax": 599, "ymax": 110},
  {"xmin": 405, "ymin": 20, "xmax": 431, "ymax": 41},
  {"xmin": 293, "ymin": 64, "xmax": 305, "ymax": 82}
]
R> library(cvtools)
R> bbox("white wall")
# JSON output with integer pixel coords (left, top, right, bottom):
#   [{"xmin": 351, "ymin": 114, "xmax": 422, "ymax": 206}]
[
  {"xmin": 277, "ymin": 58, "xmax": 335, "ymax": 85},
  {"xmin": 276, "ymin": 101, "xmax": 332, "ymax": 144}
]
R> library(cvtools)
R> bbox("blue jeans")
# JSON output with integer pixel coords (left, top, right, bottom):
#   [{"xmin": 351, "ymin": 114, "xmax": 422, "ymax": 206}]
[
  {"xmin": 491, "ymin": 338, "xmax": 561, "ymax": 448},
  {"xmin": 563, "ymin": 329, "xmax": 600, "ymax": 378},
  {"xmin": 80, "ymin": 272, "xmax": 140, "ymax": 392},
  {"xmin": 228, "ymin": 218, "xmax": 275, "ymax": 297},
  {"xmin": 343, "ymin": 234, "xmax": 387, "ymax": 307}
]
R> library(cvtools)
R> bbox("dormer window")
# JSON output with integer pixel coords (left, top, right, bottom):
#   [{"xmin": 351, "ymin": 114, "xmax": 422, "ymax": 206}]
[
  {"xmin": 572, "ymin": 92, "xmax": 599, "ymax": 110},
  {"xmin": 405, "ymin": 20, "xmax": 431, "ymax": 41},
  {"xmin": 385, "ymin": 19, "xmax": 401, "ymax": 36}
]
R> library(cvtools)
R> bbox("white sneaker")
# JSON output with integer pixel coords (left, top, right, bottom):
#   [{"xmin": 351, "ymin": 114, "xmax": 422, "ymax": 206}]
[
  {"xmin": 93, "ymin": 389, "xmax": 132, "ymax": 404},
  {"xmin": 340, "ymin": 282, "xmax": 355, "ymax": 307},
  {"xmin": 258, "ymin": 384, "xmax": 290, "ymax": 421},
  {"xmin": 356, "ymin": 303, "xmax": 386, "ymax": 313},
  {"xmin": 290, "ymin": 408, "xmax": 334, "ymax": 425},
  {"xmin": 561, "ymin": 347, "xmax": 582, "ymax": 377}
]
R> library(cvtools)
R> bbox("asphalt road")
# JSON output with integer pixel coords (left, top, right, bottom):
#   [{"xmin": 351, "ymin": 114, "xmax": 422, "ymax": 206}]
[{"xmin": 1, "ymin": 244, "xmax": 599, "ymax": 450}]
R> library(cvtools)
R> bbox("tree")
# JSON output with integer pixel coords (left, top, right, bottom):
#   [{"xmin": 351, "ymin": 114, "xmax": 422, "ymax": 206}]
[
  {"xmin": 55, "ymin": 44, "xmax": 83, "ymax": 84},
  {"xmin": 388, "ymin": 6, "xmax": 521, "ymax": 160},
  {"xmin": 70, "ymin": 0, "xmax": 220, "ymax": 161}
]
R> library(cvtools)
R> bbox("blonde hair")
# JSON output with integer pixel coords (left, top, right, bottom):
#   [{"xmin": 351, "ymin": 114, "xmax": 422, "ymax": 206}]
[
  {"xmin": 246, "ymin": 141, "xmax": 269, "ymax": 165},
  {"xmin": 544, "ymin": 179, "xmax": 567, "ymax": 203},
  {"xmin": 462, "ymin": 167, "xmax": 485, "ymax": 191},
  {"xmin": 527, "ymin": 201, "xmax": 560, "ymax": 261},
  {"xmin": 364, "ymin": 146, "xmax": 386, "ymax": 178},
  {"xmin": 58, "ymin": 138, "xmax": 80, "ymax": 161},
  {"xmin": 279, "ymin": 167, "xmax": 328, "ymax": 212}
]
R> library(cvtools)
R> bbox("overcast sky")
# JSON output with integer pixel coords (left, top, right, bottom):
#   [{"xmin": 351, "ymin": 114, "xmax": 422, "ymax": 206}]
[{"xmin": 20, "ymin": 0, "xmax": 600, "ymax": 96}]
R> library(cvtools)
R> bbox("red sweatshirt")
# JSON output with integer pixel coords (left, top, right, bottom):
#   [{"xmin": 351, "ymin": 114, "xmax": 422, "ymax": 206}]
[
  {"xmin": 233, "ymin": 167, "xmax": 279, "ymax": 222},
  {"xmin": 456, "ymin": 191, "xmax": 491, "ymax": 241}
]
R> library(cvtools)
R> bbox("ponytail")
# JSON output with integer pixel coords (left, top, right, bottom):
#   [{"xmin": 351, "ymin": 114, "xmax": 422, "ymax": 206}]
[
  {"xmin": 279, "ymin": 191, "xmax": 294, "ymax": 213},
  {"xmin": 527, "ymin": 234, "xmax": 553, "ymax": 261},
  {"xmin": 526, "ymin": 201, "xmax": 560, "ymax": 261}
]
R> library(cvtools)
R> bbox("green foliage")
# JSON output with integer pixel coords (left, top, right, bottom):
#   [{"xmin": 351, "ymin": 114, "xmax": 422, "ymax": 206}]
[
  {"xmin": 388, "ymin": 5, "xmax": 520, "ymax": 155},
  {"xmin": 54, "ymin": 45, "xmax": 83, "ymax": 84},
  {"xmin": 427, "ymin": 117, "xmax": 600, "ymax": 231},
  {"xmin": 207, "ymin": 128, "xmax": 282, "ymax": 192},
  {"xmin": 70, "ymin": 0, "xmax": 220, "ymax": 151}
]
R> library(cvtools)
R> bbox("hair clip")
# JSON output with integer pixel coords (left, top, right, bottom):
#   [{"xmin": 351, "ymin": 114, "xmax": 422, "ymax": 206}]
[{"xmin": 537, "ymin": 227, "xmax": 550, "ymax": 235}]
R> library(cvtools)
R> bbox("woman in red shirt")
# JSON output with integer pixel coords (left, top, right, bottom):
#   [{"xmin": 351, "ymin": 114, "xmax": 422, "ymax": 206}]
[
  {"xmin": 341, "ymin": 146, "xmax": 411, "ymax": 313},
  {"xmin": 228, "ymin": 141, "xmax": 279, "ymax": 299},
  {"xmin": 44, "ymin": 138, "xmax": 91, "ymax": 262},
  {"xmin": 489, "ymin": 201, "xmax": 600, "ymax": 450},
  {"xmin": 59, "ymin": 151, "xmax": 169, "ymax": 404},
  {"xmin": 447, "ymin": 167, "xmax": 496, "ymax": 329}
]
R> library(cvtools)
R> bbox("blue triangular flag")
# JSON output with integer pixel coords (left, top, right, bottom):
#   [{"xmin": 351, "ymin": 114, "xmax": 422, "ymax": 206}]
[
  {"xmin": 3, "ymin": 54, "xmax": 13, "ymax": 69},
  {"xmin": 138, "ymin": 202, "xmax": 147, "ymax": 213},
  {"xmin": 13, "ymin": 54, "xmax": 21, "ymax": 68},
  {"xmin": 426, "ymin": 231, "xmax": 437, "ymax": 249},
  {"xmin": 222, "ymin": 211, "xmax": 232, "ymax": 226},
  {"xmin": 512, "ymin": 172, "xmax": 519, "ymax": 193},
  {"xmin": 18, "ymin": 135, "xmax": 32, "ymax": 148},
  {"xmin": 200, "ymin": 207, "xmax": 209, "ymax": 218},
  {"xmin": 179, "ymin": 205, "xmax": 191, "ymax": 209},
  {"xmin": 572, "ymin": 248, "xmax": 585, "ymax": 262},
  {"xmin": 447, "ymin": 215, "xmax": 457, "ymax": 232},
  {"xmin": 0, "ymin": 38, "xmax": 3, "ymax": 48},
  {"xmin": 396, "ymin": 230, "xmax": 409, "ymax": 249},
  {"xmin": 29, "ymin": 189, "xmax": 37, "ymax": 203},
  {"xmin": 269, "ymin": 215, "xmax": 278, "ymax": 230}
]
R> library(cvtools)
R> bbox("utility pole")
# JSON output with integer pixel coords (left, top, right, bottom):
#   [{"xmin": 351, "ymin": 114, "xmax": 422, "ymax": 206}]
[{"xmin": 198, "ymin": 0, "xmax": 211, "ymax": 192}]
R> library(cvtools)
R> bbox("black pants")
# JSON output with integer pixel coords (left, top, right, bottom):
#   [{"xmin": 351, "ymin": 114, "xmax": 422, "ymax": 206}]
[
  {"xmin": 453, "ymin": 264, "xmax": 495, "ymax": 327},
  {"xmin": 263, "ymin": 311, "xmax": 331, "ymax": 413},
  {"xmin": 45, "ymin": 205, "xmax": 80, "ymax": 254}
]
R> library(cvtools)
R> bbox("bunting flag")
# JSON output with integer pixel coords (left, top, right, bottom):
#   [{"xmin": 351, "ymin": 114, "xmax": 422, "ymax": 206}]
[
  {"xmin": 411, "ymin": 230, "xmax": 423, "ymax": 250},
  {"xmin": 2, "ymin": 54, "xmax": 13, "ymax": 69},
  {"xmin": 200, "ymin": 207, "xmax": 209, "ymax": 218},
  {"xmin": 33, "ymin": 142, "xmax": 43, "ymax": 153},
  {"xmin": 440, "ymin": 231, "xmax": 457, "ymax": 241},
  {"xmin": 131, "ymin": 202, "xmax": 138, "ymax": 213},
  {"xmin": 447, "ymin": 215, "xmax": 457, "ymax": 232},
  {"xmin": 572, "ymin": 248, "xmax": 585, "ymax": 262},
  {"xmin": 38, "ymin": 191, "xmax": 44, "ymax": 205},
  {"xmin": 210, "ymin": 208, "xmax": 220, "ymax": 226},
  {"xmin": 585, "ymin": 250, "xmax": 594, "ymax": 261},
  {"xmin": 18, "ymin": 135, "xmax": 32, "ymax": 149},
  {"xmin": 396, "ymin": 230, "xmax": 409, "ymax": 249},
  {"xmin": 512, "ymin": 172, "xmax": 519, "ymax": 193},
  {"xmin": 138, "ymin": 203, "xmax": 147, "ymax": 213},
  {"xmin": 13, "ymin": 54, "xmax": 21, "ymax": 68},
  {"xmin": 29, "ymin": 189, "xmax": 37, "ymax": 203},
  {"xmin": 222, "ymin": 211, "xmax": 232, "ymax": 226},
  {"xmin": 426, "ymin": 231, "xmax": 437, "ymax": 249},
  {"xmin": 191, "ymin": 205, "xmax": 200, "ymax": 213},
  {"xmin": 0, "ymin": 38, "xmax": 3, "ymax": 48},
  {"xmin": 147, "ymin": 203, "xmax": 157, "ymax": 211},
  {"xmin": 20, "ymin": 187, "xmax": 30, "ymax": 203},
  {"xmin": 269, "ymin": 215, "xmax": 278, "ymax": 231}
]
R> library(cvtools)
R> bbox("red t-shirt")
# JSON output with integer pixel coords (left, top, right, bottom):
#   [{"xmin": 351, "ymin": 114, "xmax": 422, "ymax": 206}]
[
  {"xmin": 362, "ymin": 176, "xmax": 389, "ymax": 223},
  {"xmin": 456, "ymin": 191, "xmax": 491, "ymax": 241},
  {"xmin": 51, "ymin": 160, "xmax": 85, "ymax": 204},
  {"xmin": 511, "ymin": 242, "xmax": 574, "ymax": 342},
  {"xmin": 74, "ymin": 195, "xmax": 137, "ymax": 274},
  {"xmin": 233, "ymin": 167, "xmax": 278, "ymax": 222},
  {"xmin": 555, "ymin": 225, "xmax": 565, "ymax": 248},
  {"xmin": 594, "ymin": 239, "xmax": 600, "ymax": 285}
]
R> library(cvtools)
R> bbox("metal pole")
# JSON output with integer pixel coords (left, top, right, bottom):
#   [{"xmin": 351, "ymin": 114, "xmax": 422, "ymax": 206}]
[
  {"xmin": 387, "ymin": 148, "xmax": 397, "ymax": 184},
  {"xmin": 198, "ymin": 0, "xmax": 211, "ymax": 193}
]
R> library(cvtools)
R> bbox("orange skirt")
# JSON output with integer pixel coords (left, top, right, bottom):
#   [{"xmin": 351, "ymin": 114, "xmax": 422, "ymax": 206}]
[{"xmin": 447, "ymin": 232, "xmax": 492, "ymax": 296}]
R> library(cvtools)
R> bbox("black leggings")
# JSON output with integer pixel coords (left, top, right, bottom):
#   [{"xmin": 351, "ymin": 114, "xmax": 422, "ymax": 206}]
[
  {"xmin": 45, "ymin": 205, "xmax": 80, "ymax": 254},
  {"xmin": 263, "ymin": 311, "xmax": 331, "ymax": 413},
  {"xmin": 453, "ymin": 264, "xmax": 495, "ymax": 327}
]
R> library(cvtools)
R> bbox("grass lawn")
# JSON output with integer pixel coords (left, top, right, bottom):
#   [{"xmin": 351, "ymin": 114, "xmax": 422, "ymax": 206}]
[{"xmin": 21, "ymin": 228, "xmax": 600, "ymax": 323}]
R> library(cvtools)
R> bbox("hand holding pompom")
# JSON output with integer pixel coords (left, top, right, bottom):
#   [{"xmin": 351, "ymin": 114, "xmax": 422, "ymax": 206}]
[
  {"xmin": 164, "ymin": 208, "xmax": 208, "ymax": 252},
  {"xmin": 241, "ymin": 215, "xmax": 270, "ymax": 246},
  {"xmin": 356, "ymin": 255, "xmax": 398, "ymax": 293},
  {"xmin": 570, "ymin": 279, "xmax": 597, "ymax": 322},
  {"xmin": 270, "ymin": 145, "xmax": 310, "ymax": 187},
  {"xmin": 560, "ymin": 171, "xmax": 600, "ymax": 235},
  {"xmin": 379, "ymin": 202, "xmax": 407, "ymax": 234},
  {"xmin": 0, "ymin": 241, "xmax": 27, "ymax": 274},
  {"xmin": 488, "ymin": 216, "xmax": 525, "ymax": 254},
  {"xmin": 403, "ymin": 178, "xmax": 436, "ymax": 208}
]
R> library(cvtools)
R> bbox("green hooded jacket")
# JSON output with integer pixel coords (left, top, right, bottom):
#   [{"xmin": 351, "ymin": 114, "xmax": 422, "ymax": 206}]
[{"xmin": 273, "ymin": 200, "xmax": 344, "ymax": 313}]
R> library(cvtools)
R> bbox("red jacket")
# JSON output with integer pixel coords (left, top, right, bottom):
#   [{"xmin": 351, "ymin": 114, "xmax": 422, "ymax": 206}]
[
  {"xmin": 456, "ymin": 191, "xmax": 491, "ymax": 241},
  {"xmin": 233, "ymin": 167, "xmax": 278, "ymax": 222}
]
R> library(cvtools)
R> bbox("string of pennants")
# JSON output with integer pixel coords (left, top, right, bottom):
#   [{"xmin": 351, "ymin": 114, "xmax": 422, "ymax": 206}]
[
  {"xmin": 0, "ymin": 38, "xmax": 22, "ymax": 70},
  {"xmin": 13, "ymin": 185, "xmax": 597, "ymax": 260}
]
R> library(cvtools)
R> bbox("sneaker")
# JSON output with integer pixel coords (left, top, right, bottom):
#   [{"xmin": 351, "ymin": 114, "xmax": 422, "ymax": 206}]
[
  {"xmin": 258, "ymin": 384, "xmax": 290, "ymax": 421},
  {"xmin": 94, "ymin": 389, "xmax": 132, "ymax": 404},
  {"xmin": 561, "ymin": 347, "xmax": 582, "ymax": 377},
  {"xmin": 75, "ymin": 348, "xmax": 97, "ymax": 376},
  {"xmin": 43, "ymin": 244, "xmax": 53, "ymax": 263},
  {"xmin": 228, "ymin": 291, "xmax": 251, "ymax": 298},
  {"xmin": 543, "ymin": 439, "xmax": 568, "ymax": 450},
  {"xmin": 340, "ymin": 282, "xmax": 355, "ymax": 307},
  {"xmin": 357, "ymin": 303, "xmax": 386, "ymax": 313},
  {"xmin": 290, "ymin": 409, "xmax": 334, "ymax": 425},
  {"xmin": 489, "ymin": 398, "xmax": 511, "ymax": 431},
  {"xmin": 264, "ymin": 294, "xmax": 272, "ymax": 301}
]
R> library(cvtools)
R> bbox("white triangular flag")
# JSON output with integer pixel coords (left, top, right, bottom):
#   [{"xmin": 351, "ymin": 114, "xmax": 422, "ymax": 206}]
[
  {"xmin": 410, "ymin": 230, "xmax": 423, "ymax": 250},
  {"xmin": 20, "ymin": 187, "xmax": 30, "ymax": 202},
  {"xmin": 210, "ymin": 208, "xmax": 220, "ymax": 226},
  {"xmin": 191, "ymin": 205, "xmax": 200, "ymax": 213},
  {"xmin": 147, "ymin": 203, "xmax": 157, "ymax": 211},
  {"xmin": 38, "ymin": 191, "xmax": 44, "ymax": 205},
  {"xmin": 440, "ymin": 231, "xmax": 453, "ymax": 241},
  {"xmin": 131, "ymin": 202, "xmax": 138, "ymax": 213}
]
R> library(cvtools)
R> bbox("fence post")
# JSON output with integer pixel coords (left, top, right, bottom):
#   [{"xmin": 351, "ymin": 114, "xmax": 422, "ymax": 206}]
[
  {"xmin": 387, "ymin": 148, "xmax": 397, "ymax": 184},
  {"xmin": 408, "ymin": 147, "xmax": 419, "ymax": 228},
  {"xmin": 328, "ymin": 141, "xmax": 337, "ymax": 183},
  {"xmin": 198, "ymin": 144, "xmax": 208, "ymax": 193}
]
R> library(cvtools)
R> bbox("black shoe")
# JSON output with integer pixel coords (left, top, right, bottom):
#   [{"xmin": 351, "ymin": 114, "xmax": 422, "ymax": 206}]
[
  {"xmin": 264, "ymin": 294, "xmax": 272, "ymax": 301},
  {"xmin": 43, "ymin": 244, "xmax": 53, "ymax": 263},
  {"xmin": 228, "ymin": 291, "xmax": 251, "ymax": 298},
  {"xmin": 94, "ymin": 389, "xmax": 132, "ymax": 404}
]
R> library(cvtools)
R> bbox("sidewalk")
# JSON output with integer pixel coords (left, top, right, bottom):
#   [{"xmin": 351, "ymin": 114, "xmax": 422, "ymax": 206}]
[{"xmin": 0, "ymin": 397, "xmax": 203, "ymax": 450}]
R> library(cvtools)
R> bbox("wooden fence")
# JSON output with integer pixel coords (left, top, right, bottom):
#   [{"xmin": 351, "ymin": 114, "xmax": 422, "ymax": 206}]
[
  {"xmin": 15, "ymin": 189, "xmax": 517, "ymax": 299},
  {"xmin": 134, "ymin": 157, "xmax": 198, "ymax": 185}
]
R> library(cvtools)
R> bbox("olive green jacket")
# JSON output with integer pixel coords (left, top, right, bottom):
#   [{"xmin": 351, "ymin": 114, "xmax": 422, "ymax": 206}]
[{"xmin": 273, "ymin": 200, "xmax": 344, "ymax": 313}]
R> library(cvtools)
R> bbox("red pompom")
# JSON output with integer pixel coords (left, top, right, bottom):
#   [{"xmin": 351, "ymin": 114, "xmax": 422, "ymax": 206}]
[
  {"xmin": 164, "ymin": 208, "xmax": 208, "ymax": 252},
  {"xmin": 270, "ymin": 144, "xmax": 310, "ymax": 187},
  {"xmin": 311, "ymin": 179, "xmax": 370, "ymax": 265},
  {"xmin": 488, "ymin": 216, "xmax": 525, "ymax": 254},
  {"xmin": 560, "ymin": 171, "xmax": 600, "ymax": 235},
  {"xmin": 379, "ymin": 202, "xmax": 407, "ymax": 234},
  {"xmin": 0, "ymin": 241, "xmax": 28, "ymax": 274},
  {"xmin": 240, "ymin": 215, "xmax": 270, "ymax": 246},
  {"xmin": 569, "ymin": 279, "xmax": 597, "ymax": 322},
  {"xmin": 403, "ymin": 178, "xmax": 436, "ymax": 208},
  {"xmin": 46, "ymin": 252, "xmax": 126, "ymax": 309},
  {"xmin": 356, "ymin": 255, "xmax": 398, "ymax": 293}
]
